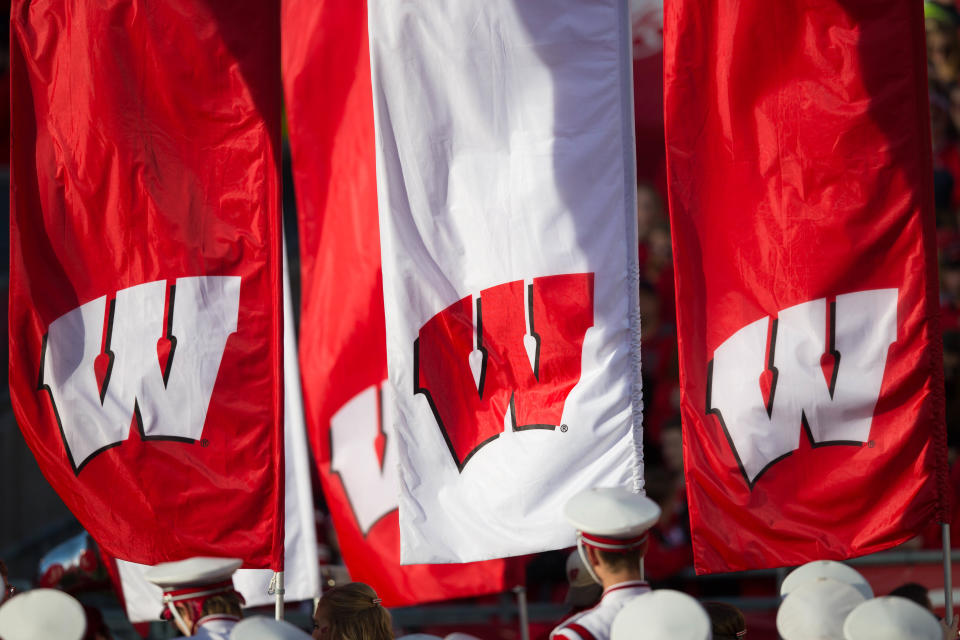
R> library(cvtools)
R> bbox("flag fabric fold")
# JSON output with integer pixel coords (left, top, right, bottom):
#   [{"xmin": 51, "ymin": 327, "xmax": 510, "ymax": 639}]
[
  {"xmin": 283, "ymin": 0, "xmax": 520, "ymax": 604},
  {"xmin": 111, "ymin": 245, "xmax": 319, "ymax": 621},
  {"xmin": 664, "ymin": 0, "xmax": 948, "ymax": 573},
  {"xmin": 10, "ymin": 0, "xmax": 284, "ymax": 569},
  {"xmin": 368, "ymin": 0, "xmax": 644, "ymax": 564}
]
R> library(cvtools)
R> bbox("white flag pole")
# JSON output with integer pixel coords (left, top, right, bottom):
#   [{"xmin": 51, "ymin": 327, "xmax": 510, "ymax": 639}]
[{"xmin": 270, "ymin": 571, "xmax": 285, "ymax": 620}]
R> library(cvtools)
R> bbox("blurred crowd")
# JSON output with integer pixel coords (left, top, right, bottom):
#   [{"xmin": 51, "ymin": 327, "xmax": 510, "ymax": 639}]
[{"xmin": 928, "ymin": 1, "xmax": 960, "ymax": 470}]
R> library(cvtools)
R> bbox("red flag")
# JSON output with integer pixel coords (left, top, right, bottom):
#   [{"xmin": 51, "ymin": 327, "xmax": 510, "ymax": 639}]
[
  {"xmin": 664, "ymin": 0, "xmax": 948, "ymax": 573},
  {"xmin": 10, "ymin": 1, "xmax": 284, "ymax": 569},
  {"xmin": 283, "ymin": 0, "xmax": 519, "ymax": 604}
]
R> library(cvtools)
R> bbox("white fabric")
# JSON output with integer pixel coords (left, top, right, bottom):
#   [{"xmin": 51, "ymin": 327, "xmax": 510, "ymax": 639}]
[
  {"xmin": 551, "ymin": 580, "xmax": 651, "ymax": 640},
  {"xmin": 117, "ymin": 242, "xmax": 320, "ymax": 621},
  {"xmin": 610, "ymin": 590, "xmax": 712, "ymax": 640},
  {"xmin": 369, "ymin": 0, "xmax": 643, "ymax": 564}
]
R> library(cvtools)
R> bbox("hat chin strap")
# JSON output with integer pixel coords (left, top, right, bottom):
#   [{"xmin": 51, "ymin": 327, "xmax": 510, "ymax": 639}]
[
  {"xmin": 576, "ymin": 536, "xmax": 603, "ymax": 585},
  {"xmin": 165, "ymin": 602, "xmax": 192, "ymax": 636}
]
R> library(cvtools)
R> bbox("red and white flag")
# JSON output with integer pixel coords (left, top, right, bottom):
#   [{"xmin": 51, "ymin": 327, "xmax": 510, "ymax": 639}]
[
  {"xmin": 10, "ymin": 0, "xmax": 284, "ymax": 568},
  {"xmin": 283, "ymin": 0, "xmax": 519, "ymax": 602},
  {"xmin": 369, "ymin": 0, "xmax": 643, "ymax": 563},
  {"xmin": 664, "ymin": 0, "xmax": 949, "ymax": 572},
  {"xmin": 111, "ymin": 246, "xmax": 319, "ymax": 621}
]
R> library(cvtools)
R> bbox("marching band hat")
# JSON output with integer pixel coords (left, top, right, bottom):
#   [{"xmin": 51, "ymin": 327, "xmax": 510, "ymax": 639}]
[
  {"xmin": 564, "ymin": 487, "xmax": 661, "ymax": 551},
  {"xmin": 777, "ymin": 578, "xmax": 865, "ymax": 640},
  {"xmin": 230, "ymin": 616, "xmax": 312, "ymax": 640},
  {"xmin": 145, "ymin": 556, "xmax": 243, "ymax": 590},
  {"xmin": 0, "ymin": 588, "xmax": 86, "ymax": 640},
  {"xmin": 780, "ymin": 560, "xmax": 873, "ymax": 601},
  {"xmin": 842, "ymin": 596, "xmax": 941, "ymax": 640},
  {"xmin": 611, "ymin": 590, "xmax": 712, "ymax": 640},
  {"xmin": 145, "ymin": 556, "xmax": 243, "ymax": 628}
]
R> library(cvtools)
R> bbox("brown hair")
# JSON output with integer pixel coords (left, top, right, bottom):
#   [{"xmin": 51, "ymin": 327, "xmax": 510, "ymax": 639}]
[
  {"xmin": 201, "ymin": 593, "xmax": 243, "ymax": 617},
  {"xmin": 595, "ymin": 547, "xmax": 645, "ymax": 573},
  {"xmin": 315, "ymin": 582, "xmax": 392, "ymax": 640},
  {"xmin": 703, "ymin": 601, "xmax": 746, "ymax": 639}
]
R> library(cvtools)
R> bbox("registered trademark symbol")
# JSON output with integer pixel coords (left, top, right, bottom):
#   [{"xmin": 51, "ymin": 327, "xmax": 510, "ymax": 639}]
[
  {"xmin": 560, "ymin": 424, "xmax": 568, "ymax": 433},
  {"xmin": 201, "ymin": 439, "xmax": 209, "ymax": 448}
]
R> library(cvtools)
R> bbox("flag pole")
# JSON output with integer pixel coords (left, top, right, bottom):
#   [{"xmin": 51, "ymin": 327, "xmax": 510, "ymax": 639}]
[
  {"xmin": 944, "ymin": 523, "xmax": 953, "ymax": 627},
  {"xmin": 513, "ymin": 586, "xmax": 530, "ymax": 640},
  {"xmin": 270, "ymin": 571, "xmax": 285, "ymax": 620}
]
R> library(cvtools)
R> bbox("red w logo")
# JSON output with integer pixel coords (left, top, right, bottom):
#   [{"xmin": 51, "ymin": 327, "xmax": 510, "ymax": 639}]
[{"xmin": 414, "ymin": 273, "xmax": 594, "ymax": 470}]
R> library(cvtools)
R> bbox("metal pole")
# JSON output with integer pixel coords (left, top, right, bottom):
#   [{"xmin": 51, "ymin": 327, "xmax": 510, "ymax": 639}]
[
  {"xmin": 273, "ymin": 571, "xmax": 285, "ymax": 621},
  {"xmin": 640, "ymin": 557, "xmax": 645, "ymax": 581},
  {"xmin": 944, "ymin": 524, "xmax": 954, "ymax": 627},
  {"xmin": 513, "ymin": 586, "xmax": 530, "ymax": 640}
]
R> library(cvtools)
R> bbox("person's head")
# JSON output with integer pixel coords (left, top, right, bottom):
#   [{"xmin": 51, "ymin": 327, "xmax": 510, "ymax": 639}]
[
  {"xmin": 926, "ymin": 4, "xmax": 960, "ymax": 86},
  {"xmin": 779, "ymin": 560, "xmax": 873, "ymax": 601},
  {"xmin": 563, "ymin": 487, "xmax": 661, "ymax": 588},
  {"xmin": 312, "ymin": 582, "xmax": 392, "ymax": 640},
  {"xmin": 942, "ymin": 252, "xmax": 960, "ymax": 302},
  {"xmin": 232, "ymin": 617, "xmax": 313, "ymax": 640},
  {"xmin": 564, "ymin": 550, "xmax": 602, "ymax": 608},
  {"xmin": 0, "ymin": 559, "xmax": 10, "ymax": 605},
  {"xmin": 636, "ymin": 183, "xmax": 665, "ymax": 242},
  {"xmin": 888, "ymin": 582, "xmax": 933, "ymax": 611},
  {"xmin": 143, "ymin": 556, "xmax": 243, "ymax": 637},
  {"xmin": 703, "ymin": 601, "xmax": 746, "ymax": 639},
  {"xmin": 844, "ymin": 596, "xmax": 941, "ymax": 640},
  {"xmin": 611, "ymin": 590, "xmax": 712, "ymax": 640},
  {"xmin": 646, "ymin": 219, "xmax": 673, "ymax": 272},
  {"xmin": 948, "ymin": 84, "xmax": 960, "ymax": 136},
  {"xmin": 637, "ymin": 282, "xmax": 661, "ymax": 336},
  {"xmin": 0, "ymin": 588, "xmax": 87, "ymax": 640},
  {"xmin": 584, "ymin": 547, "xmax": 646, "ymax": 584},
  {"xmin": 82, "ymin": 604, "xmax": 113, "ymax": 640},
  {"xmin": 931, "ymin": 89, "xmax": 952, "ymax": 152},
  {"xmin": 661, "ymin": 417, "xmax": 684, "ymax": 473},
  {"xmin": 777, "ymin": 578, "xmax": 865, "ymax": 640},
  {"xmin": 172, "ymin": 591, "xmax": 243, "ymax": 630}
]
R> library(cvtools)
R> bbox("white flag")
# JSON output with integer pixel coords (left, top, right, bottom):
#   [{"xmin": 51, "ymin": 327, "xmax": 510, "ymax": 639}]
[
  {"xmin": 115, "ymin": 240, "xmax": 320, "ymax": 620},
  {"xmin": 369, "ymin": 0, "xmax": 643, "ymax": 563}
]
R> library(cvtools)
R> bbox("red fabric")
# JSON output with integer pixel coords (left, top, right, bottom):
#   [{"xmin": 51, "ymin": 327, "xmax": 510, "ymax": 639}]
[
  {"xmin": 10, "ymin": 1, "xmax": 284, "ymax": 568},
  {"xmin": 283, "ymin": 0, "xmax": 520, "ymax": 606},
  {"xmin": 664, "ymin": 0, "xmax": 948, "ymax": 573}
]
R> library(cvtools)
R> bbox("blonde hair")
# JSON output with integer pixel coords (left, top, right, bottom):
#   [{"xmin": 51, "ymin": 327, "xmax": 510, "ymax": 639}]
[{"xmin": 316, "ymin": 582, "xmax": 392, "ymax": 640}]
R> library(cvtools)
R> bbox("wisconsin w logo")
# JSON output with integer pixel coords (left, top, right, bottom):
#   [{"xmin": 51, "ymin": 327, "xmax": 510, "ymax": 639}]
[
  {"xmin": 330, "ymin": 381, "xmax": 397, "ymax": 535},
  {"xmin": 415, "ymin": 273, "xmax": 594, "ymax": 471},
  {"xmin": 708, "ymin": 288, "xmax": 898, "ymax": 487},
  {"xmin": 39, "ymin": 276, "xmax": 241, "ymax": 473}
]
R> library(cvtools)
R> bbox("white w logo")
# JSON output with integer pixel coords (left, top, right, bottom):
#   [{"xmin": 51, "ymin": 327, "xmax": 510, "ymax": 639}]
[
  {"xmin": 707, "ymin": 289, "xmax": 898, "ymax": 486},
  {"xmin": 329, "ymin": 381, "xmax": 398, "ymax": 535},
  {"xmin": 40, "ymin": 276, "xmax": 241, "ymax": 473}
]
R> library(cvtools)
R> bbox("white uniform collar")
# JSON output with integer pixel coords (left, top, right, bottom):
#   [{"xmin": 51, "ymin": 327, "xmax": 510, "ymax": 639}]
[{"xmin": 602, "ymin": 579, "xmax": 649, "ymax": 597}]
